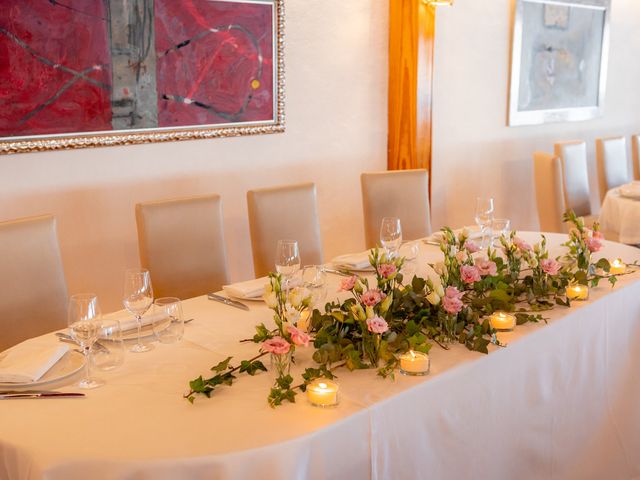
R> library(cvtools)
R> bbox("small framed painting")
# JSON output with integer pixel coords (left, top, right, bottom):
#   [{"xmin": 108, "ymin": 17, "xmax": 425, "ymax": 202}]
[
  {"xmin": 508, "ymin": 0, "xmax": 610, "ymax": 126},
  {"xmin": 0, "ymin": 0, "xmax": 284, "ymax": 154}
]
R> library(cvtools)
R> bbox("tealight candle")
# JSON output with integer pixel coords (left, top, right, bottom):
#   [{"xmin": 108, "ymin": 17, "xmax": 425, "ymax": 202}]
[
  {"xmin": 307, "ymin": 379, "xmax": 339, "ymax": 407},
  {"xmin": 566, "ymin": 284, "xmax": 589, "ymax": 301},
  {"xmin": 489, "ymin": 311, "xmax": 516, "ymax": 332},
  {"xmin": 610, "ymin": 258, "xmax": 627, "ymax": 275},
  {"xmin": 399, "ymin": 350, "xmax": 430, "ymax": 376}
]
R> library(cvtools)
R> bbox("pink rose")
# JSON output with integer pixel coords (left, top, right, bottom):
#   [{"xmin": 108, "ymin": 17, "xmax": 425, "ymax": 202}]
[
  {"xmin": 540, "ymin": 258, "xmax": 561, "ymax": 276},
  {"xmin": 366, "ymin": 316, "xmax": 389, "ymax": 334},
  {"xmin": 460, "ymin": 265, "xmax": 481, "ymax": 284},
  {"xmin": 361, "ymin": 289, "xmax": 385, "ymax": 306},
  {"xmin": 377, "ymin": 263, "xmax": 397, "ymax": 279},
  {"xmin": 286, "ymin": 325, "xmax": 311, "ymax": 347},
  {"xmin": 455, "ymin": 251, "xmax": 469, "ymax": 263},
  {"xmin": 464, "ymin": 240, "xmax": 480, "ymax": 253},
  {"xmin": 475, "ymin": 258, "xmax": 497, "ymax": 277},
  {"xmin": 442, "ymin": 286, "xmax": 464, "ymax": 314},
  {"xmin": 339, "ymin": 275, "xmax": 357, "ymax": 291},
  {"xmin": 262, "ymin": 336, "xmax": 291, "ymax": 355},
  {"xmin": 513, "ymin": 236, "xmax": 532, "ymax": 252},
  {"xmin": 586, "ymin": 236, "xmax": 603, "ymax": 253}
]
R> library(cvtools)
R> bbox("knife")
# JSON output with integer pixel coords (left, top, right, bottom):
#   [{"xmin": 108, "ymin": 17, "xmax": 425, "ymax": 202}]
[
  {"xmin": 0, "ymin": 391, "xmax": 85, "ymax": 399},
  {"xmin": 324, "ymin": 268, "xmax": 354, "ymax": 277},
  {"xmin": 207, "ymin": 293, "xmax": 250, "ymax": 311}
]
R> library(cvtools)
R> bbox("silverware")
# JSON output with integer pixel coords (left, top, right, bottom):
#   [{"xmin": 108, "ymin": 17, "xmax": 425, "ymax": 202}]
[
  {"xmin": 55, "ymin": 333, "xmax": 109, "ymax": 353},
  {"xmin": 324, "ymin": 268, "xmax": 354, "ymax": 277},
  {"xmin": 0, "ymin": 391, "xmax": 85, "ymax": 399},
  {"xmin": 184, "ymin": 318, "xmax": 194, "ymax": 324},
  {"xmin": 207, "ymin": 293, "xmax": 250, "ymax": 311}
]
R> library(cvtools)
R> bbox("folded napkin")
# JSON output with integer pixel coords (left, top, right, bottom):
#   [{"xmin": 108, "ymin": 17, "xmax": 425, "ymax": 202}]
[
  {"xmin": 427, "ymin": 226, "xmax": 484, "ymax": 243},
  {"xmin": 619, "ymin": 182, "xmax": 640, "ymax": 199},
  {"xmin": 223, "ymin": 277, "xmax": 270, "ymax": 299},
  {"xmin": 331, "ymin": 251, "xmax": 372, "ymax": 270},
  {"xmin": 0, "ymin": 338, "xmax": 69, "ymax": 383},
  {"xmin": 103, "ymin": 311, "xmax": 165, "ymax": 332}
]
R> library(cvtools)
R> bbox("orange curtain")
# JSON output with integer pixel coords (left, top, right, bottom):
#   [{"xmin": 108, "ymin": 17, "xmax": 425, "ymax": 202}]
[{"xmin": 388, "ymin": 1, "xmax": 436, "ymax": 191}]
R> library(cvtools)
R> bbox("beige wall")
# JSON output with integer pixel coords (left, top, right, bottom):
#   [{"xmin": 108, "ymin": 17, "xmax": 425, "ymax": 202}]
[
  {"xmin": 2, "ymin": 0, "xmax": 640, "ymax": 311},
  {"xmin": 0, "ymin": 1, "xmax": 388, "ymax": 310},
  {"xmin": 431, "ymin": 0, "xmax": 640, "ymax": 230}
]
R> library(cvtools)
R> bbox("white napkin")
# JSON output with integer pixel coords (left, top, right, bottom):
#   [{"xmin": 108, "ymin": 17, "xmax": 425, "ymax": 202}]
[
  {"xmin": 426, "ymin": 226, "xmax": 483, "ymax": 243},
  {"xmin": 223, "ymin": 277, "xmax": 270, "ymax": 299},
  {"xmin": 103, "ymin": 311, "xmax": 165, "ymax": 332},
  {"xmin": 331, "ymin": 251, "xmax": 372, "ymax": 270},
  {"xmin": 619, "ymin": 182, "xmax": 640, "ymax": 199},
  {"xmin": 0, "ymin": 338, "xmax": 69, "ymax": 383}
]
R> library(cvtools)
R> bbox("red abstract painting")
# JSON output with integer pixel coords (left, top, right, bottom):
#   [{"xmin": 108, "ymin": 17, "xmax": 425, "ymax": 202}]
[{"xmin": 0, "ymin": 0, "xmax": 275, "ymax": 139}]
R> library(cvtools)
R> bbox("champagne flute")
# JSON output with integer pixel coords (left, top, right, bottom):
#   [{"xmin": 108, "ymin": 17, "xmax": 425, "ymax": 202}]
[
  {"xmin": 275, "ymin": 240, "xmax": 301, "ymax": 291},
  {"xmin": 380, "ymin": 217, "xmax": 402, "ymax": 258},
  {"xmin": 123, "ymin": 268, "xmax": 154, "ymax": 353},
  {"xmin": 68, "ymin": 293, "xmax": 103, "ymax": 389},
  {"xmin": 474, "ymin": 197, "xmax": 495, "ymax": 248}
]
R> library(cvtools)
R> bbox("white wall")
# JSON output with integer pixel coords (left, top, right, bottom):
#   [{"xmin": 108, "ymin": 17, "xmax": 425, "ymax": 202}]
[
  {"xmin": 431, "ymin": 0, "xmax": 640, "ymax": 230},
  {"xmin": 0, "ymin": 1, "xmax": 389, "ymax": 310}
]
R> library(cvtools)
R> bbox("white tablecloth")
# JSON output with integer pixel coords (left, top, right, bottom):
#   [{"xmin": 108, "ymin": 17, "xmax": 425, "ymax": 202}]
[
  {"xmin": 599, "ymin": 188, "xmax": 640, "ymax": 244},
  {"xmin": 1, "ymin": 233, "xmax": 639, "ymax": 480}
]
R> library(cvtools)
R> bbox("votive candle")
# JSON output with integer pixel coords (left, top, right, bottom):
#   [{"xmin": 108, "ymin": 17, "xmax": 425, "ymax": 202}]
[
  {"xmin": 610, "ymin": 258, "xmax": 627, "ymax": 275},
  {"xmin": 307, "ymin": 379, "xmax": 339, "ymax": 407},
  {"xmin": 489, "ymin": 311, "xmax": 516, "ymax": 331},
  {"xmin": 399, "ymin": 350, "xmax": 430, "ymax": 376},
  {"xmin": 566, "ymin": 284, "xmax": 589, "ymax": 301}
]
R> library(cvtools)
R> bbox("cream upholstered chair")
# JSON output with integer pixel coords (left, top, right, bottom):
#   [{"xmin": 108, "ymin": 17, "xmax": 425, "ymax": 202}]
[
  {"xmin": 0, "ymin": 215, "xmax": 68, "ymax": 351},
  {"xmin": 533, "ymin": 143, "xmax": 597, "ymax": 232},
  {"xmin": 247, "ymin": 183, "xmax": 323, "ymax": 278},
  {"xmin": 632, "ymin": 134, "xmax": 640, "ymax": 180},
  {"xmin": 360, "ymin": 169, "xmax": 432, "ymax": 249},
  {"xmin": 596, "ymin": 136, "xmax": 631, "ymax": 202},
  {"xmin": 135, "ymin": 194, "xmax": 230, "ymax": 300}
]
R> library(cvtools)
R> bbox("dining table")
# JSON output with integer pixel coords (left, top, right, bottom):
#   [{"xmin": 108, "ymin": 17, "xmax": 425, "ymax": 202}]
[
  {"xmin": 599, "ymin": 184, "xmax": 640, "ymax": 245},
  {"xmin": 1, "ymin": 232, "xmax": 639, "ymax": 480}
]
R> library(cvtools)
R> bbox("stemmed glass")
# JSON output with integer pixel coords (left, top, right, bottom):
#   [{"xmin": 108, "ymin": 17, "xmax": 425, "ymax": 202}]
[
  {"xmin": 380, "ymin": 217, "xmax": 402, "ymax": 258},
  {"xmin": 68, "ymin": 293, "xmax": 103, "ymax": 389},
  {"xmin": 474, "ymin": 197, "xmax": 495, "ymax": 248},
  {"xmin": 275, "ymin": 240, "xmax": 301, "ymax": 291},
  {"xmin": 123, "ymin": 268, "xmax": 154, "ymax": 353}
]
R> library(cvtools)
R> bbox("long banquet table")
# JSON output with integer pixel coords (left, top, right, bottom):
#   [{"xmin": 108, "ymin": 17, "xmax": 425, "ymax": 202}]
[{"xmin": 1, "ymin": 232, "xmax": 640, "ymax": 480}]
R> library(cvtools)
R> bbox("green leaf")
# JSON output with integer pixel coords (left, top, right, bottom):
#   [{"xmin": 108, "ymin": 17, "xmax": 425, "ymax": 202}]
[{"xmin": 210, "ymin": 356, "xmax": 233, "ymax": 373}]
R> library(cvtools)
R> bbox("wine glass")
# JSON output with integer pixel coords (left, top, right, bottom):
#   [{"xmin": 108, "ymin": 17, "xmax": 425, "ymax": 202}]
[
  {"xmin": 123, "ymin": 268, "xmax": 154, "ymax": 353},
  {"xmin": 275, "ymin": 240, "xmax": 301, "ymax": 290},
  {"xmin": 153, "ymin": 297, "xmax": 184, "ymax": 344},
  {"xmin": 474, "ymin": 197, "xmax": 495, "ymax": 248},
  {"xmin": 68, "ymin": 293, "xmax": 103, "ymax": 389},
  {"xmin": 380, "ymin": 217, "xmax": 402, "ymax": 258}
]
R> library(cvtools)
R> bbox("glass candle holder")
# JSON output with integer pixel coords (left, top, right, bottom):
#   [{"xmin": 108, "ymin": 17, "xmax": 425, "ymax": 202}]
[
  {"xmin": 306, "ymin": 379, "xmax": 339, "ymax": 407},
  {"xmin": 566, "ymin": 284, "xmax": 589, "ymax": 301},
  {"xmin": 609, "ymin": 258, "xmax": 627, "ymax": 275},
  {"xmin": 399, "ymin": 350, "xmax": 430, "ymax": 376},
  {"xmin": 489, "ymin": 311, "xmax": 516, "ymax": 332}
]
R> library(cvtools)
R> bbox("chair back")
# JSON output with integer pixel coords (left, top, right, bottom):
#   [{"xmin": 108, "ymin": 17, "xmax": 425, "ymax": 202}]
[
  {"xmin": 533, "ymin": 152, "xmax": 567, "ymax": 233},
  {"xmin": 554, "ymin": 141, "xmax": 592, "ymax": 217},
  {"xmin": 135, "ymin": 194, "xmax": 230, "ymax": 299},
  {"xmin": 632, "ymin": 134, "xmax": 640, "ymax": 181},
  {"xmin": 596, "ymin": 136, "xmax": 630, "ymax": 201},
  {"xmin": 247, "ymin": 183, "xmax": 323, "ymax": 278},
  {"xmin": 360, "ymin": 169, "xmax": 432, "ymax": 249},
  {"xmin": 0, "ymin": 215, "xmax": 68, "ymax": 351}
]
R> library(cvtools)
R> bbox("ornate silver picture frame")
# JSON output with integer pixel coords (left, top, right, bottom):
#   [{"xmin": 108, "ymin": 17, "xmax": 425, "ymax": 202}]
[
  {"xmin": 508, "ymin": 0, "xmax": 610, "ymax": 126},
  {"xmin": 0, "ymin": 0, "xmax": 285, "ymax": 155}
]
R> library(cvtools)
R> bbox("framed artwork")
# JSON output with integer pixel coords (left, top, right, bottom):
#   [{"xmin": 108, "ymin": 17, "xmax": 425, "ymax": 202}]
[
  {"xmin": 0, "ymin": 0, "xmax": 284, "ymax": 154},
  {"xmin": 508, "ymin": 0, "xmax": 610, "ymax": 126}
]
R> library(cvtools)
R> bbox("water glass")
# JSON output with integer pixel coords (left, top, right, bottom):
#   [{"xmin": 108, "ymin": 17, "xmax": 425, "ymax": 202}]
[
  {"xmin": 153, "ymin": 297, "xmax": 184, "ymax": 344},
  {"xmin": 491, "ymin": 218, "xmax": 511, "ymax": 245},
  {"xmin": 68, "ymin": 293, "xmax": 103, "ymax": 389},
  {"xmin": 380, "ymin": 217, "xmax": 402, "ymax": 257},
  {"xmin": 93, "ymin": 318, "xmax": 125, "ymax": 372},
  {"xmin": 302, "ymin": 265, "xmax": 327, "ymax": 309},
  {"xmin": 123, "ymin": 268, "xmax": 154, "ymax": 353},
  {"xmin": 399, "ymin": 241, "xmax": 420, "ymax": 280}
]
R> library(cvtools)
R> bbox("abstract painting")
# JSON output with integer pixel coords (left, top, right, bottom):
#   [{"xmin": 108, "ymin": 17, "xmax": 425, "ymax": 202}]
[
  {"xmin": 508, "ymin": 0, "xmax": 610, "ymax": 126},
  {"xmin": 0, "ymin": 0, "xmax": 284, "ymax": 154}
]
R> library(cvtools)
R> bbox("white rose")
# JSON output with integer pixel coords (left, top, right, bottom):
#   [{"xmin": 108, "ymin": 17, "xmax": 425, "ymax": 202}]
[
  {"xmin": 434, "ymin": 262, "xmax": 446, "ymax": 276},
  {"xmin": 263, "ymin": 291, "xmax": 278, "ymax": 308},
  {"xmin": 426, "ymin": 291, "xmax": 441, "ymax": 305},
  {"xmin": 288, "ymin": 287, "xmax": 303, "ymax": 307},
  {"xmin": 285, "ymin": 304, "xmax": 301, "ymax": 324}
]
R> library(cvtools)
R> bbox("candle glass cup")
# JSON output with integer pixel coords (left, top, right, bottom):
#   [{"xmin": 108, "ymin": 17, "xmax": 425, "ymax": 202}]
[
  {"xmin": 399, "ymin": 351, "xmax": 430, "ymax": 376},
  {"xmin": 566, "ymin": 285, "xmax": 589, "ymax": 301},
  {"xmin": 306, "ymin": 379, "xmax": 340, "ymax": 407}
]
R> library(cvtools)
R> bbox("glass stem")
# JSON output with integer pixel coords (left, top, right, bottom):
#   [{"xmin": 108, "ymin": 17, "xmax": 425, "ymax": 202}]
[
  {"xmin": 136, "ymin": 314, "xmax": 143, "ymax": 345},
  {"xmin": 83, "ymin": 345, "xmax": 91, "ymax": 382}
]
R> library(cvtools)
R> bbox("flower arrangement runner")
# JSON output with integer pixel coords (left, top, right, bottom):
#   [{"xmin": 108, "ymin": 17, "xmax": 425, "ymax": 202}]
[{"xmin": 185, "ymin": 211, "xmax": 638, "ymax": 407}]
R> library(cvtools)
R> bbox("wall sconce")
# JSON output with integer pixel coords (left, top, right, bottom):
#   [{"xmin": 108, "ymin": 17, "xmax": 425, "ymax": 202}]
[{"xmin": 422, "ymin": 0, "xmax": 454, "ymax": 5}]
